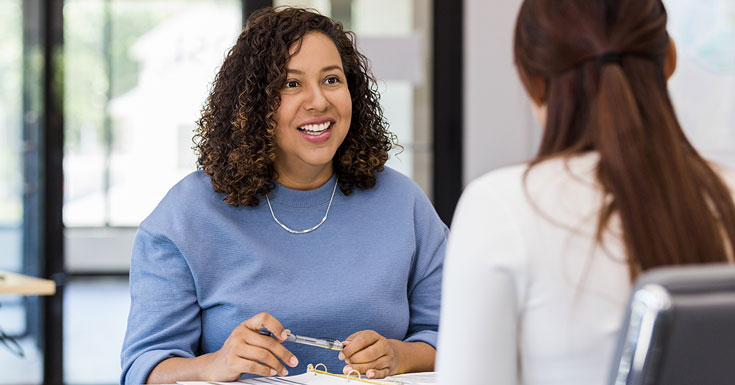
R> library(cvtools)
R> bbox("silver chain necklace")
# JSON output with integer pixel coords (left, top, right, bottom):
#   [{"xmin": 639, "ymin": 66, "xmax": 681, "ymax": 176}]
[{"xmin": 265, "ymin": 177, "xmax": 339, "ymax": 234}]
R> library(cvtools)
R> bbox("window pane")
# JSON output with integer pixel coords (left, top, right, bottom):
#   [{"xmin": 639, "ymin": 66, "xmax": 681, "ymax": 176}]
[
  {"xmin": 663, "ymin": 0, "xmax": 735, "ymax": 167},
  {"xmin": 0, "ymin": 2, "xmax": 43, "ymax": 383},
  {"xmin": 63, "ymin": 0, "xmax": 106, "ymax": 226},
  {"xmin": 61, "ymin": 1, "xmax": 242, "ymax": 382},
  {"xmin": 63, "ymin": 0, "xmax": 242, "ymax": 227},
  {"xmin": 0, "ymin": 0, "xmax": 23, "ymax": 271},
  {"xmin": 64, "ymin": 277, "xmax": 130, "ymax": 384}
]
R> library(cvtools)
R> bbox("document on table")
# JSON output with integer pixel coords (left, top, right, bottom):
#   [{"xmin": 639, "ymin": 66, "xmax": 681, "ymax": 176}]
[{"xmin": 177, "ymin": 371, "xmax": 435, "ymax": 385}]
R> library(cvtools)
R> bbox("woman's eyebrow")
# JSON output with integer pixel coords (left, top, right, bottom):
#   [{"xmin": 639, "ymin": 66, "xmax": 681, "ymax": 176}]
[
  {"xmin": 321, "ymin": 65, "xmax": 344, "ymax": 73},
  {"xmin": 285, "ymin": 65, "xmax": 344, "ymax": 75}
]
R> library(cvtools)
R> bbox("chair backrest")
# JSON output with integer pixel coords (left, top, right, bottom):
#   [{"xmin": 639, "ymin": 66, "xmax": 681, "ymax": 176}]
[{"xmin": 608, "ymin": 264, "xmax": 735, "ymax": 385}]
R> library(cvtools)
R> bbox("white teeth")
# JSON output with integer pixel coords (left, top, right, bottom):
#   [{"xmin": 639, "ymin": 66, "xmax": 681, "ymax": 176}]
[{"xmin": 298, "ymin": 121, "xmax": 331, "ymax": 134}]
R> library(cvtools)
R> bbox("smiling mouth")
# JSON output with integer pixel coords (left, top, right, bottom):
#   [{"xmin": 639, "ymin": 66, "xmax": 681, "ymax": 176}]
[{"xmin": 298, "ymin": 121, "xmax": 333, "ymax": 136}]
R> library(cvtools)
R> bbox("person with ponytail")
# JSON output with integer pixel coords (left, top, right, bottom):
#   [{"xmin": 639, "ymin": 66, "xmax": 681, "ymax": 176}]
[{"xmin": 436, "ymin": 0, "xmax": 735, "ymax": 384}]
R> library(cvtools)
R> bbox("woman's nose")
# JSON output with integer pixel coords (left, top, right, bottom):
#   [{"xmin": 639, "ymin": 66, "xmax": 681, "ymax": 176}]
[{"xmin": 304, "ymin": 85, "xmax": 329, "ymax": 111}]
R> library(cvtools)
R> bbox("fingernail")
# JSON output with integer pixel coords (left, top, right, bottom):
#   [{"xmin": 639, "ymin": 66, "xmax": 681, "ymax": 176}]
[
  {"xmin": 270, "ymin": 369, "xmax": 277, "ymax": 376},
  {"xmin": 338, "ymin": 352, "xmax": 345, "ymax": 360},
  {"xmin": 367, "ymin": 370, "xmax": 375, "ymax": 378},
  {"xmin": 290, "ymin": 356, "xmax": 299, "ymax": 366},
  {"xmin": 281, "ymin": 368, "xmax": 289, "ymax": 376},
  {"xmin": 343, "ymin": 366, "xmax": 353, "ymax": 374},
  {"xmin": 281, "ymin": 330, "xmax": 289, "ymax": 340},
  {"xmin": 342, "ymin": 340, "xmax": 351, "ymax": 346}
]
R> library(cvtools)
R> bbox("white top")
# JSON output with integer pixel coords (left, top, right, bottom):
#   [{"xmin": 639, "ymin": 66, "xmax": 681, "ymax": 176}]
[{"xmin": 436, "ymin": 152, "xmax": 735, "ymax": 385}]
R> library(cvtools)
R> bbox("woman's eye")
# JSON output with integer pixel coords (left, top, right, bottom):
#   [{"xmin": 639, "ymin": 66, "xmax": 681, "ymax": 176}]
[
  {"xmin": 325, "ymin": 76, "xmax": 339, "ymax": 85},
  {"xmin": 285, "ymin": 80, "xmax": 299, "ymax": 88}
]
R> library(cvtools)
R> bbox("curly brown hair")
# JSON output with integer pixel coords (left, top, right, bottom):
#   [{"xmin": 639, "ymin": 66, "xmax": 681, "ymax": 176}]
[{"xmin": 194, "ymin": 7, "xmax": 395, "ymax": 207}]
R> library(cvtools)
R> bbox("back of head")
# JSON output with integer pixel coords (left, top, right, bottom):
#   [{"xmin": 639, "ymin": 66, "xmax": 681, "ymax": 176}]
[{"xmin": 513, "ymin": 0, "xmax": 735, "ymax": 279}]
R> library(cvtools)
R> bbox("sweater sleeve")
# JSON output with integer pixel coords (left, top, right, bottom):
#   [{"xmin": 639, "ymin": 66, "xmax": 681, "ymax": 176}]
[
  {"xmin": 403, "ymin": 190, "xmax": 449, "ymax": 348},
  {"xmin": 120, "ymin": 225, "xmax": 201, "ymax": 385},
  {"xmin": 436, "ymin": 178, "xmax": 528, "ymax": 385}
]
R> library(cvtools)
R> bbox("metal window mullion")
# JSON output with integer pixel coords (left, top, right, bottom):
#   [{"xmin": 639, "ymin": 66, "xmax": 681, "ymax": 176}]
[
  {"xmin": 42, "ymin": 0, "xmax": 65, "ymax": 383},
  {"xmin": 432, "ymin": 0, "xmax": 463, "ymax": 226}
]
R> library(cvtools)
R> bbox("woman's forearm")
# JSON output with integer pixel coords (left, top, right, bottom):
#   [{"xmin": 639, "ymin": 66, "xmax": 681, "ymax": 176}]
[
  {"xmin": 389, "ymin": 340, "xmax": 436, "ymax": 374},
  {"xmin": 146, "ymin": 354, "xmax": 215, "ymax": 384}
]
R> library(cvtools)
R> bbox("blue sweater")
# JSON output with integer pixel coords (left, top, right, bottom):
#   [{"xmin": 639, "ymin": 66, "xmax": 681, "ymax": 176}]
[{"xmin": 120, "ymin": 168, "xmax": 448, "ymax": 384}]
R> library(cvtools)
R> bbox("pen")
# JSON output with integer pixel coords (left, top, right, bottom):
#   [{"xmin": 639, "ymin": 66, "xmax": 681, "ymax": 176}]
[{"xmin": 259, "ymin": 328, "xmax": 343, "ymax": 351}]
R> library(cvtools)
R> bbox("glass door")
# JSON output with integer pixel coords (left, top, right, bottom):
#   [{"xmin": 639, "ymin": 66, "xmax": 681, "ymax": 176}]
[{"xmin": 0, "ymin": 1, "xmax": 43, "ymax": 383}]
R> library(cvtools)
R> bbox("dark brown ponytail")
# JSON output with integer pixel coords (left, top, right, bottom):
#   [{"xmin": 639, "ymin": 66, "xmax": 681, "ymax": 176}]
[{"xmin": 514, "ymin": 0, "xmax": 735, "ymax": 279}]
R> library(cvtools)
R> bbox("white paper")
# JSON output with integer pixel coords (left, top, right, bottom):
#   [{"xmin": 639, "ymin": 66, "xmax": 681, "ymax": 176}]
[{"xmin": 177, "ymin": 371, "xmax": 435, "ymax": 385}]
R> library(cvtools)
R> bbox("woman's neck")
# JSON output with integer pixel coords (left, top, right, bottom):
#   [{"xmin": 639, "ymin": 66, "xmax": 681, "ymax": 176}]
[{"xmin": 275, "ymin": 163, "xmax": 334, "ymax": 191}]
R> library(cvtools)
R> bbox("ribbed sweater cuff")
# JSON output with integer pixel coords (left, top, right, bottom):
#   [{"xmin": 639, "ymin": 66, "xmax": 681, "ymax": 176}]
[
  {"xmin": 404, "ymin": 330, "xmax": 438, "ymax": 349},
  {"xmin": 123, "ymin": 349, "xmax": 193, "ymax": 385}
]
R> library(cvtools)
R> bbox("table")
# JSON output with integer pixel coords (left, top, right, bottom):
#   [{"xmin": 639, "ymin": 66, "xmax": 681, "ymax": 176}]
[{"xmin": 0, "ymin": 270, "xmax": 56, "ymax": 296}]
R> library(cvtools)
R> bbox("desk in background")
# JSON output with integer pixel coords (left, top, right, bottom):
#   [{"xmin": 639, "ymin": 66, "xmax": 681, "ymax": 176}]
[{"xmin": 0, "ymin": 270, "xmax": 56, "ymax": 296}]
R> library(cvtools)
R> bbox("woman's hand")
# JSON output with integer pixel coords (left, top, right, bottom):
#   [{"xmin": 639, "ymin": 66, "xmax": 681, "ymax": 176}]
[
  {"xmin": 203, "ymin": 312, "xmax": 299, "ymax": 380},
  {"xmin": 146, "ymin": 312, "xmax": 300, "ymax": 383},
  {"xmin": 337, "ymin": 330, "xmax": 435, "ymax": 379},
  {"xmin": 338, "ymin": 330, "xmax": 398, "ymax": 379}
]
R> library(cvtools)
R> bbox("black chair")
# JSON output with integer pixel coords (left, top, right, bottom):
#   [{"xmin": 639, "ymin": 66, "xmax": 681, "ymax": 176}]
[{"xmin": 608, "ymin": 264, "xmax": 735, "ymax": 385}]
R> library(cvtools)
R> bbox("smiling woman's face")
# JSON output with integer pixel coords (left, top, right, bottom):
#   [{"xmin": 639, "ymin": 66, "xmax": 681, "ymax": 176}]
[{"xmin": 273, "ymin": 31, "xmax": 352, "ymax": 188}]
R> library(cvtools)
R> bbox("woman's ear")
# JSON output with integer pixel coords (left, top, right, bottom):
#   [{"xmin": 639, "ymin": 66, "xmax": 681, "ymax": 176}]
[{"xmin": 664, "ymin": 36, "xmax": 677, "ymax": 80}]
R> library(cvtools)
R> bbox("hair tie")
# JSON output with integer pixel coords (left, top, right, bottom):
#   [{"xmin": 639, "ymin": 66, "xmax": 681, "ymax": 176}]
[{"xmin": 599, "ymin": 51, "xmax": 622, "ymax": 66}]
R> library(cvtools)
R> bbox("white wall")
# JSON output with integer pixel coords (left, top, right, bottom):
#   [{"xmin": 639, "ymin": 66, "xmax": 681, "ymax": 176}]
[
  {"xmin": 463, "ymin": 0, "xmax": 539, "ymax": 186},
  {"xmin": 663, "ymin": 0, "xmax": 735, "ymax": 168}
]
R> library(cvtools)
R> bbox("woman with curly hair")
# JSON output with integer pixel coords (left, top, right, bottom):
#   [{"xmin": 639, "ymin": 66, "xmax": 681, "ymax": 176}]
[{"xmin": 120, "ymin": 7, "xmax": 446, "ymax": 384}]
